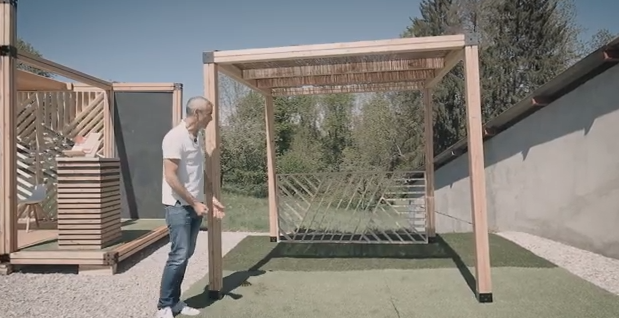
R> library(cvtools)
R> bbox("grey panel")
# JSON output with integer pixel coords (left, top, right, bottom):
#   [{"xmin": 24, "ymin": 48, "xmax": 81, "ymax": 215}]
[{"xmin": 114, "ymin": 92, "xmax": 173, "ymax": 219}]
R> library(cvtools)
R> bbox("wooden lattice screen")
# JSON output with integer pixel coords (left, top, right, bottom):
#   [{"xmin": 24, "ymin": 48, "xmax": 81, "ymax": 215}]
[{"xmin": 16, "ymin": 90, "xmax": 109, "ymax": 220}]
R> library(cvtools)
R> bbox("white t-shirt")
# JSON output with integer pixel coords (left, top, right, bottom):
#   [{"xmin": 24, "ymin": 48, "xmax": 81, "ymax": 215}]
[{"xmin": 161, "ymin": 121, "xmax": 205, "ymax": 206}]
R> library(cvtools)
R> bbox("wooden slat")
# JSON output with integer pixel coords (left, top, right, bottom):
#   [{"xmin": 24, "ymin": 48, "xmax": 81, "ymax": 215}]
[{"xmin": 56, "ymin": 157, "xmax": 122, "ymax": 249}]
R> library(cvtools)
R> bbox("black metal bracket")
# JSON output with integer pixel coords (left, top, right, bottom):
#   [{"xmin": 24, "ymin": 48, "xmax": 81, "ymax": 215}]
[
  {"xmin": 0, "ymin": 254, "xmax": 10, "ymax": 263},
  {"xmin": 269, "ymin": 236, "xmax": 278, "ymax": 243},
  {"xmin": 208, "ymin": 290, "xmax": 223, "ymax": 300},
  {"xmin": 202, "ymin": 51, "xmax": 216, "ymax": 64},
  {"xmin": 465, "ymin": 33, "xmax": 480, "ymax": 46},
  {"xmin": 0, "ymin": 45, "xmax": 17, "ymax": 58},
  {"xmin": 0, "ymin": 0, "xmax": 18, "ymax": 7},
  {"xmin": 174, "ymin": 83, "xmax": 183, "ymax": 90},
  {"xmin": 478, "ymin": 292, "xmax": 493, "ymax": 303}
]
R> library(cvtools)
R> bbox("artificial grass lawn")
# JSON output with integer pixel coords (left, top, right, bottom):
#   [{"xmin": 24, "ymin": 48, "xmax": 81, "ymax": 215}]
[
  {"xmin": 221, "ymin": 233, "xmax": 556, "ymax": 271},
  {"xmin": 180, "ymin": 233, "xmax": 619, "ymax": 318}
]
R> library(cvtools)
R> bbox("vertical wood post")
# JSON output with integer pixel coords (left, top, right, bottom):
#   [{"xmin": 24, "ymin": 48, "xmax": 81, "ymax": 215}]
[
  {"xmin": 423, "ymin": 88, "xmax": 436, "ymax": 241},
  {"xmin": 463, "ymin": 43, "xmax": 493, "ymax": 303},
  {"xmin": 172, "ymin": 83, "xmax": 183, "ymax": 125},
  {"xmin": 264, "ymin": 95, "xmax": 279, "ymax": 242},
  {"xmin": 0, "ymin": 0, "xmax": 18, "ymax": 261},
  {"xmin": 203, "ymin": 62, "xmax": 223, "ymax": 299},
  {"xmin": 103, "ymin": 89, "xmax": 115, "ymax": 157}
]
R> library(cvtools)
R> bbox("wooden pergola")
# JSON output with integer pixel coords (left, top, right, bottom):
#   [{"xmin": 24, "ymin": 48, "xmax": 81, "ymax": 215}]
[{"xmin": 202, "ymin": 34, "xmax": 493, "ymax": 303}]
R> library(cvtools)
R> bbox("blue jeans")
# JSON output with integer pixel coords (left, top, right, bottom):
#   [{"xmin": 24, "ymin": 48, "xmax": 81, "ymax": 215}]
[{"xmin": 157, "ymin": 201, "xmax": 202, "ymax": 309}]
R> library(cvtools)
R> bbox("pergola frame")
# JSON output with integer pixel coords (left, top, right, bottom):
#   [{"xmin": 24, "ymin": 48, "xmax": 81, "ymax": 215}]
[{"xmin": 202, "ymin": 33, "xmax": 493, "ymax": 303}]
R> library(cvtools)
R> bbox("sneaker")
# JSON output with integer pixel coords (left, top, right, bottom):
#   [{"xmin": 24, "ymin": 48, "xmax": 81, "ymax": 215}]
[
  {"xmin": 172, "ymin": 301, "xmax": 200, "ymax": 316},
  {"xmin": 155, "ymin": 307, "xmax": 173, "ymax": 318}
]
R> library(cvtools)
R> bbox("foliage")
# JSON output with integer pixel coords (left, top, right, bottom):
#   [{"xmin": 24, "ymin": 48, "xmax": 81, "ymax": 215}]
[
  {"xmin": 219, "ymin": 0, "xmax": 596, "ymax": 198},
  {"xmin": 16, "ymin": 38, "xmax": 52, "ymax": 77}
]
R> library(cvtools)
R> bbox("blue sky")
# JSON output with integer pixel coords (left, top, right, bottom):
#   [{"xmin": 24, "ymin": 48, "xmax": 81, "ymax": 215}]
[{"xmin": 16, "ymin": 0, "xmax": 619, "ymax": 102}]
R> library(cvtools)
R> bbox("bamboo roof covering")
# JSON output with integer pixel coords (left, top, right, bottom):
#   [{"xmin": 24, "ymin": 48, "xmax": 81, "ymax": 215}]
[{"xmin": 204, "ymin": 34, "xmax": 470, "ymax": 96}]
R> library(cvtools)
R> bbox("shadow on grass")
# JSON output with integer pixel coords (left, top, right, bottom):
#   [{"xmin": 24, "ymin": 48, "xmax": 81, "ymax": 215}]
[
  {"xmin": 184, "ymin": 234, "xmax": 477, "ymax": 310},
  {"xmin": 183, "ymin": 263, "xmax": 269, "ymax": 310}
]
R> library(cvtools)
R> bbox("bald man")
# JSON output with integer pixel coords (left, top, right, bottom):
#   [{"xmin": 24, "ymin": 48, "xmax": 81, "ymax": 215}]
[{"xmin": 155, "ymin": 96, "xmax": 225, "ymax": 318}]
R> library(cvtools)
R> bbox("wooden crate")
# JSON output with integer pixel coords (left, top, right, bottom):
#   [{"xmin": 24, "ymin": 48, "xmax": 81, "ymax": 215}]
[{"xmin": 56, "ymin": 157, "xmax": 122, "ymax": 250}]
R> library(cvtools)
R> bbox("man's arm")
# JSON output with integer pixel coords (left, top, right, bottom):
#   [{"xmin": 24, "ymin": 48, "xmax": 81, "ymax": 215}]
[{"xmin": 164, "ymin": 159, "xmax": 197, "ymax": 205}]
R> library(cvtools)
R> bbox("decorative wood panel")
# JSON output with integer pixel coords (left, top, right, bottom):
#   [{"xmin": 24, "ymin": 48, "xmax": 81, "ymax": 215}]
[{"xmin": 16, "ymin": 90, "xmax": 108, "ymax": 220}]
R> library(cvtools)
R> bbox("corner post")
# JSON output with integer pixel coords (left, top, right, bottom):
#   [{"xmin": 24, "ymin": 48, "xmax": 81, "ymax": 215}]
[
  {"xmin": 0, "ymin": 0, "xmax": 19, "ymax": 269},
  {"xmin": 103, "ymin": 88, "xmax": 115, "ymax": 157},
  {"xmin": 264, "ymin": 94, "xmax": 279, "ymax": 242},
  {"xmin": 463, "ymin": 34, "xmax": 492, "ymax": 303},
  {"xmin": 422, "ymin": 88, "xmax": 436, "ymax": 242},
  {"xmin": 172, "ymin": 83, "xmax": 183, "ymax": 125},
  {"xmin": 203, "ymin": 60, "xmax": 224, "ymax": 299}
]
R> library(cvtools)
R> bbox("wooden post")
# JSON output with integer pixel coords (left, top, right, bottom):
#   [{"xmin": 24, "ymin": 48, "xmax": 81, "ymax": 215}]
[
  {"xmin": 103, "ymin": 89, "xmax": 115, "ymax": 157},
  {"xmin": 463, "ymin": 44, "xmax": 493, "ymax": 303},
  {"xmin": 172, "ymin": 83, "xmax": 183, "ymax": 125},
  {"xmin": 264, "ymin": 95, "xmax": 279, "ymax": 242},
  {"xmin": 423, "ymin": 88, "xmax": 436, "ymax": 241},
  {"xmin": 203, "ymin": 62, "xmax": 223, "ymax": 299},
  {"xmin": 0, "ymin": 0, "xmax": 18, "ymax": 264}
]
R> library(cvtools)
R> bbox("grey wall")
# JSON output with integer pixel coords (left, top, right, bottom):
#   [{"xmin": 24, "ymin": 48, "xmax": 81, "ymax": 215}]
[
  {"xmin": 434, "ymin": 64, "xmax": 619, "ymax": 259},
  {"xmin": 114, "ymin": 92, "xmax": 173, "ymax": 219}
]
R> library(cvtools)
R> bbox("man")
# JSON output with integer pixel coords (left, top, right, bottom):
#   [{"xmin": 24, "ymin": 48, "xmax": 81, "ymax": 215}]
[{"xmin": 155, "ymin": 96, "xmax": 225, "ymax": 318}]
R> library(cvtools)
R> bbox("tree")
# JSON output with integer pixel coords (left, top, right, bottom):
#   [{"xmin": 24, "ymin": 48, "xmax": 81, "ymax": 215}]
[
  {"xmin": 584, "ymin": 28, "xmax": 616, "ymax": 54},
  {"xmin": 483, "ymin": 0, "xmax": 578, "ymax": 118},
  {"xmin": 16, "ymin": 38, "xmax": 52, "ymax": 77}
]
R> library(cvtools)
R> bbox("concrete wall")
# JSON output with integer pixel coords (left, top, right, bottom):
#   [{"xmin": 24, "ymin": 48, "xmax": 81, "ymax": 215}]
[{"xmin": 434, "ymin": 64, "xmax": 619, "ymax": 259}]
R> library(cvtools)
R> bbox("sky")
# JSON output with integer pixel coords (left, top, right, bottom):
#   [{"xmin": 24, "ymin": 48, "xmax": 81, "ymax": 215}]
[{"xmin": 16, "ymin": 0, "xmax": 619, "ymax": 103}]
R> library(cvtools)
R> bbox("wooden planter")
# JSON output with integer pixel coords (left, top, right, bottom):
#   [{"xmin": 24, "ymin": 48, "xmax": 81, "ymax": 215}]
[{"xmin": 56, "ymin": 157, "xmax": 122, "ymax": 250}]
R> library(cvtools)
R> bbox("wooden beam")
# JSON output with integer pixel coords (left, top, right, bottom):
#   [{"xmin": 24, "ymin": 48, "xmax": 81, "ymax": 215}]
[
  {"xmin": 243, "ymin": 58, "xmax": 444, "ymax": 79},
  {"xmin": 264, "ymin": 95, "xmax": 279, "ymax": 241},
  {"xmin": 0, "ymin": 0, "xmax": 18, "ymax": 257},
  {"xmin": 204, "ymin": 62, "xmax": 224, "ymax": 299},
  {"xmin": 257, "ymin": 69, "xmax": 435, "ymax": 88},
  {"xmin": 212, "ymin": 35, "xmax": 466, "ymax": 64},
  {"xmin": 423, "ymin": 88, "xmax": 436, "ymax": 240},
  {"xmin": 16, "ymin": 69, "xmax": 71, "ymax": 91},
  {"xmin": 425, "ymin": 49, "xmax": 463, "ymax": 88},
  {"xmin": 17, "ymin": 51, "xmax": 112, "ymax": 90},
  {"xmin": 217, "ymin": 64, "xmax": 270, "ymax": 94},
  {"xmin": 272, "ymin": 81, "xmax": 425, "ymax": 96},
  {"xmin": 111, "ymin": 83, "xmax": 177, "ymax": 92},
  {"xmin": 463, "ymin": 44, "xmax": 493, "ymax": 303}
]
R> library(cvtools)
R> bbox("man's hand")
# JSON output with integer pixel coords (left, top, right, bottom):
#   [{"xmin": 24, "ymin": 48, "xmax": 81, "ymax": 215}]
[
  {"xmin": 212, "ymin": 197, "xmax": 225, "ymax": 219},
  {"xmin": 192, "ymin": 201, "xmax": 208, "ymax": 216}
]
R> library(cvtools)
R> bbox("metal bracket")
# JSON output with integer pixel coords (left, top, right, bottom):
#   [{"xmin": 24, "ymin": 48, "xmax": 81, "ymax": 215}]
[
  {"xmin": 0, "ymin": 0, "xmax": 17, "ymax": 7},
  {"xmin": 0, "ymin": 45, "xmax": 17, "ymax": 58},
  {"xmin": 202, "ymin": 51, "xmax": 216, "ymax": 64},
  {"xmin": 465, "ymin": 33, "xmax": 480, "ymax": 46},
  {"xmin": 0, "ymin": 254, "xmax": 10, "ymax": 263},
  {"xmin": 173, "ymin": 83, "xmax": 183, "ymax": 90}
]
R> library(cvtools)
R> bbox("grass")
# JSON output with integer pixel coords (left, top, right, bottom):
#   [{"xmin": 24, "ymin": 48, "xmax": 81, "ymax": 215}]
[
  {"xmin": 221, "ymin": 233, "xmax": 555, "ymax": 271},
  {"xmin": 220, "ymin": 192, "xmax": 270, "ymax": 232},
  {"xmin": 221, "ymin": 191, "xmax": 424, "ymax": 236},
  {"xmin": 180, "ymin": 233, "xmax": 619, "ymax": 318}
]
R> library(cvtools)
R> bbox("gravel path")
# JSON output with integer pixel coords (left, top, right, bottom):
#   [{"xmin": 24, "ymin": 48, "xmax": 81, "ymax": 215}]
[
  {"xmin": 498, "ymin": 231, "xmax": 619, "ymax": 295},
  {"xmin": 0, "ymin": 231, "xmax": 261, "ymax": 318}
]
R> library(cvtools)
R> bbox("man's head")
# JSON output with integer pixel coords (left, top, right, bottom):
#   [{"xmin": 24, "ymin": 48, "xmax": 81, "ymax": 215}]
[{"xmin": 185, "ymin": 96, "xmax": 213, "ymax": 131}]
